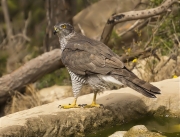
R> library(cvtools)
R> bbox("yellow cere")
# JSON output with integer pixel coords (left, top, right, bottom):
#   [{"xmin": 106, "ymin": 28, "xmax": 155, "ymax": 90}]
[
  {"xmin": 173, "ymin": 74, "xmax": 178, "ymax": 79},
  {"xmin": 132, "ymin": 58, "xmax": 137, "ymax": 63},
  {"xmin": 54, "ymin": 27, "xmax": 57, "ymax": 31}
]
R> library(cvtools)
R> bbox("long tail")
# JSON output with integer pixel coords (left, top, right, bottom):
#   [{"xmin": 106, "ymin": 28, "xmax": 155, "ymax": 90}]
[{"xmin": 110, "ymin": 68, "xmax": 161, "ymax": 98}]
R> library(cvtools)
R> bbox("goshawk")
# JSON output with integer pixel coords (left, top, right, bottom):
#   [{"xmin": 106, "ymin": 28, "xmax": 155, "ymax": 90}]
[{"xmin": 54, "ymin": 23, "xmax": 160, "ymax": 108}]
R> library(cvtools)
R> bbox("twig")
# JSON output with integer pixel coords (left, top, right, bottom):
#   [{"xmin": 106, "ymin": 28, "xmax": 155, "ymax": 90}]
[
  {"xmin": 154, "ymin": 56, "xmax": 172, "ymax": 74},
  {"xmin": 120, "ymin": 46, "xmax": 158, "ymax": 63},
  {"xmin": 145, "ymin": 11, "xmax": 170, "ymax": 48},
  {"xmin": 119, "ymin": 19, "xmax": 141, "ymax": 37},
  {"xmin": 172, "ymin": 20, "xmax": 180, "ymax": 46},
  {"xmin": 1, "ymin": 0, "xmax": 13, "ymax": 40},
  {"xmin": 22, "ymin": 12, "xmax": 31, "ymax": 42},
  {"xmin": 78, "ymin": 23, "xmax": 86, "ymax": 36}
]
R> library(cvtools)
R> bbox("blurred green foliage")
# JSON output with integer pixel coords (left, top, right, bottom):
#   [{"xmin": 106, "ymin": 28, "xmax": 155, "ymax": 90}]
[
  {"xmin": 150, "ymin": 0, "xmax": 164, "ymax": 6},
  {"xmin": 0, "ymin": 51, "xmax": 8, "ymax": 77},
  {"xmin": 37, "ymin": 68, "xmax": 70, "ymax": 89},
  {"xmin": 149, "ymin": 1, "xmax": 180, "ymax": 55}
]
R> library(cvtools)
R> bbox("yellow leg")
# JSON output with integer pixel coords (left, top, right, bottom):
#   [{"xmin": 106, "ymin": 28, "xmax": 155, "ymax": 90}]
[
  {"xmin": 84, "ymin": 92, "xmax": 102, "ymax": 108},
  {"xmin": 59, "ymin": 98, "xmax": 80, "ymax": 109}
]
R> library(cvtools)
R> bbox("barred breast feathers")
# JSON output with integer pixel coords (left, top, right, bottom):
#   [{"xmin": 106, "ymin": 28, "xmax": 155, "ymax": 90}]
[{"xmin": 60, "ymin": 32, "xmax": 75, "ymax": 51}]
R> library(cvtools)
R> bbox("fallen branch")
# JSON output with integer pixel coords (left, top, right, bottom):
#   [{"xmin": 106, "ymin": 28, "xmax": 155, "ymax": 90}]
[{"xmin": 0, "ymin": 49, "xmax": 64, "ymax": 104}]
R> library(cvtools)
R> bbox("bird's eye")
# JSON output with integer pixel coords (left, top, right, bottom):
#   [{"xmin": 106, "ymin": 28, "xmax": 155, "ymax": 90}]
[{"xmin": 61, "ymin": 25, "xmax": 66, "ymax": 29}]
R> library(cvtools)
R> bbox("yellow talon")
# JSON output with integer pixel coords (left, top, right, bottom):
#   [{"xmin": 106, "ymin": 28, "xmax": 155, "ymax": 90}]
[
  {"xmin": 59, "ymin": 99, "xmax": 80, "ymax": 109},
  {"xmin": 173, "ymin": 74, "xmax": 178, "ymax": 79},
  {"xmin": 84, "ymin": 102, "xmax": 101, "ymax": 108},
  {"xmin": 132, "ymin": 58, "xmax": 138, "ymax": 63},
  {"xmin": 84, "ymin": 91, "xmax": 103, "ymax": 108},
  {"xmin": 59, "ymin": 92, "xmax": 104, "ymax": 109}
]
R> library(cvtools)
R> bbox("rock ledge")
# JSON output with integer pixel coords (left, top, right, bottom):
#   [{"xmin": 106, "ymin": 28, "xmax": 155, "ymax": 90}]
[{"xmin": 0, "ymin": 78, "xmax": 179, "ymax": 137}]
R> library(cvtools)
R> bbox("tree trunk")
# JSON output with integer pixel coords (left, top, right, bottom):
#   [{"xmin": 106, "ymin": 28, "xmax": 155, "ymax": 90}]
[{"xmin": 44, "ymin": 0, "xmax": 75, "ymax": 51}]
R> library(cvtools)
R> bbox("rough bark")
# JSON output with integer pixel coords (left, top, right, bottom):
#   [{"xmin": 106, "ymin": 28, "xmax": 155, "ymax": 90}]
[{"xmin": 0, "ymin": 49, "xmax": 64, "ymax": 104}]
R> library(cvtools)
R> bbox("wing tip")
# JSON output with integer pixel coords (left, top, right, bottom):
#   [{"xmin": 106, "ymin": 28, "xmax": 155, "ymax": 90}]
[
  {"xmin": 151, "ymin": 94, "xmax": 157, "ymax": 98},
  {"xmin": 151, "ymin": 86, "xmax": 161, "ymax": 94}
]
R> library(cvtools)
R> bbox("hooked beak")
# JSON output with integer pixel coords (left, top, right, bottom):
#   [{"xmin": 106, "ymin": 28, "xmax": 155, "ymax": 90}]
[
  {"xmin": 53, "ymin": 26, "xmax": 59, "ymax": 35},
  {"xmin": 53, "ymin": 30, "xmax": 57, "ymax": 35}
]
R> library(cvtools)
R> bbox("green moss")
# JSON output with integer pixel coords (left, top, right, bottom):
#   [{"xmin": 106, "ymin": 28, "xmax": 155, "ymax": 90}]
[
  {"xmin": 31, "ymin": 8, "xmax": 45, "ymax": 25},
  {"xmin": 7, "ymin": 0, "xmax": 18, "ymax": 12}
]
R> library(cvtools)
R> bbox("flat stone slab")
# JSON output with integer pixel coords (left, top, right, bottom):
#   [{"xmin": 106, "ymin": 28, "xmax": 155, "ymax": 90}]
[{"xmin": 0, "ymin": 78, "xmax": 179, "ymax": 137}]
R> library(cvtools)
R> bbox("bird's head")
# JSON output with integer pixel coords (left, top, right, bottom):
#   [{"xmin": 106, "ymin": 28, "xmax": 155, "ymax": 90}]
[{"xmin": 53, "ymin": 23, "xmax": 74, "ymax": 39}]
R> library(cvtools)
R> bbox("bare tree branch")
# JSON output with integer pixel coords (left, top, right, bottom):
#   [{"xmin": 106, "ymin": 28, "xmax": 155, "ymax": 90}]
[
  {"xmin": 78, "ymin": 23, "xmax": 85, "ymax": 36},
  {"xmin": 0, "ymin": 49, "xmax": 64, "ymax": 104},
  {"xmin": 1, "ymin": 0, "xmax": 13, "ymax": 40},
  {"xmin": 145, "ymin": 11, "xmax": 170, "ymax": 48},
  {"xmin": 22, "ymin": 12, "xmax": 31, "ymax": 42},
  {"xmin": 101, "ymin": 0, "xmax": 178, "ymax": 44},
  {"xmin": 119, "ymin": 19, "xmax": 142, "ymax": 37},
  {"xmin": 120, "ymin": 46, "xmax": 159, "ymax": 63}
]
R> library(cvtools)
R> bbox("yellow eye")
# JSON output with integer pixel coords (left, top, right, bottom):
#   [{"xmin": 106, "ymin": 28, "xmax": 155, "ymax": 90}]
[{"xmin": 61, "ymin": 25, "xmax": 66, "ymax": 29}]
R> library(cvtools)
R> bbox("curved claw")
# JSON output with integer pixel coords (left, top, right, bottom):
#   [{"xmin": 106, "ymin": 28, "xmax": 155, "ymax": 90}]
[
  {"xmin": 83, "ymin": 103, "xmax": 104, "ymax": 108},
  {"xmin": 78, "ymin": 104, "xmax": 87, "ymax": 107},
  {"xmin": 58, "ymin": 104, "xmax": 80, "ymax": 109},
  {"xmin": 99, "ymin": 104, "xmax": 104, "ymax": 109}
]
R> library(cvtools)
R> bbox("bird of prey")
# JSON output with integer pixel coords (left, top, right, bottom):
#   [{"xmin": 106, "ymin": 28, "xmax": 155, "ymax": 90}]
[{"xmin": 54, "ymin": 23, "xmax": 160, "ymax": 109}]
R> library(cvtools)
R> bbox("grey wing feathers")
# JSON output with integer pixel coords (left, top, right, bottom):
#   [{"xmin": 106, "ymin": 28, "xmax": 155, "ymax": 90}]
[
  {"xmin": 111, "ymin": 68, "xmax": 161, "ymax": 98},
  {"xmin": 61, "ymin": 36, "xmax": 124, "ymax": 75},
  {"xmin": 62, "ymin": 48, "xmax": 116, "ymax": 75}
]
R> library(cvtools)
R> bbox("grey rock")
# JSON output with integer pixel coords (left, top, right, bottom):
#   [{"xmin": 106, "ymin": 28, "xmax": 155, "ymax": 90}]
[{"xmin": 109, "ymin": 131, "xmax": 127, "ymax": 137}]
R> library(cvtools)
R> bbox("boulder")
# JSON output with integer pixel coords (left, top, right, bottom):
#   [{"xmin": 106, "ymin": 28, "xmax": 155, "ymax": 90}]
[
  {"xmin": 109, "ymin": 125, "xmax": 165, "ymax": 137},
  {"xmin": 109, "ymin": 131, "xmax": 127, "ymax": 137}
]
